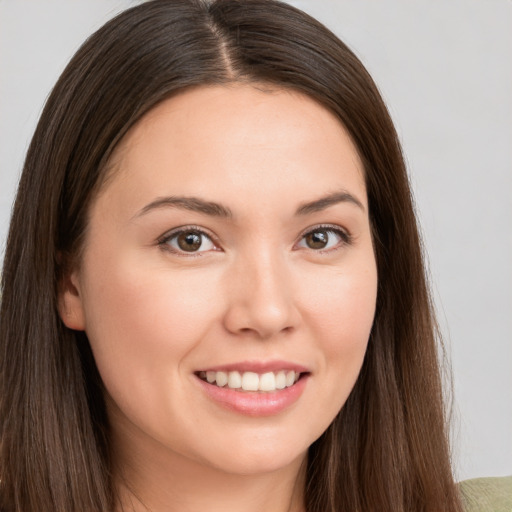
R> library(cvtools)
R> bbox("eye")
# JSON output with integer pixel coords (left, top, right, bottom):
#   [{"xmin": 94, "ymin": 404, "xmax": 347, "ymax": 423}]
[
  {"xmin": 297, "ymin": 226, "xmax": 350, "ymax": 251},
  {"xmin": 159, "ymin": 228, "xmax": 217, "ymax": 254}
]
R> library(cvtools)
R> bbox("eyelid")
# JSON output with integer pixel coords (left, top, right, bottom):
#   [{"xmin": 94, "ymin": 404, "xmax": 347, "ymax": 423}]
[
  {"xmin": 157, "ymin": 225, "xmax": 221, "ymax": 255},
  {"xmin": 295, "ymin": 223, "xmax": 352, "ymax": 251},
  {"xmin": 156, "ymin": 223, "xmax": 351, "ymax": 255}
]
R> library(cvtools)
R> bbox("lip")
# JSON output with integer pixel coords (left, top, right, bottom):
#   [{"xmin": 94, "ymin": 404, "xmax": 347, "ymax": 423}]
[
  {"xmin": 196, "ymin": 360, "xmax": 310, "ymax": 374},
  {"xmin": 195, "ymin": 372, "xmax": 309, "ymax": 416}
]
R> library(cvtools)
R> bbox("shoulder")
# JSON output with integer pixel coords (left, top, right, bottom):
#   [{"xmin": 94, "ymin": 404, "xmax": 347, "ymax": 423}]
[{"xmin": 459, "ymin": 476, "xmax": 512, "ymax": 512}]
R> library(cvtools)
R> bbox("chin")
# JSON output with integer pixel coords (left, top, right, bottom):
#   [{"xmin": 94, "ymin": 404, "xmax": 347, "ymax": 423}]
[
  {"xmin": 212, "ymin": 448, "xmax": 306, "ymax": 477},
  {"xmin": 193, "ymin": 428, "xmax": 311, "ymax": 476}
]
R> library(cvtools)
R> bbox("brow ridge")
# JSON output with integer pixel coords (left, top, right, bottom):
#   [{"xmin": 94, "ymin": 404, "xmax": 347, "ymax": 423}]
[
  {"xmin": 136, "ymin": 190, "xmax": 363, "ymax": 220},
  {"xmin": 295, "ymin": 190, "xmax": 365, "ymax": 215},
  {"xmin": 136, "ymin": 196, "xmax": 232, "ymax": 218}
]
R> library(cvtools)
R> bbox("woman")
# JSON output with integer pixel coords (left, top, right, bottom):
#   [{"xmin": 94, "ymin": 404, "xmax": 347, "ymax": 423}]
[{"xmin": 0, "ymin": 0, "xmax": 464, "ymax": 511}]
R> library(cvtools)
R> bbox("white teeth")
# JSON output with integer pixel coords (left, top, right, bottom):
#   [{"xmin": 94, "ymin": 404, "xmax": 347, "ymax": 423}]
[
  {"xmin": 242, "ymin": 372, "xmax": 259, "ymax": 391},
  {"xmin": 215, "ymin": 371, "xmax": 228, "ymax": 387},
  {"xmin": 227, "ymin": 371, "xmax": 242, "ymax": 389},
  {"xmin": 258, "ymin": 372, "xmax": 276, "ymax": 391},
  {"xmin": 201, "ymin": 370, "xmax": 302, "ymax": 392},
  {"xmin": 275, "ymin": 371, "xmax": 286, "ymax": 390}
]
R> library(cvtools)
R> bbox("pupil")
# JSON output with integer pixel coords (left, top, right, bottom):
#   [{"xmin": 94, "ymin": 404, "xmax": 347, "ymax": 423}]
[
  {"xmin": 178, "ymin": 232, "xmax": 202, "ymax": 251},
  {"xmin": 307, "ymin": 230, "xmax": 328, "ymax": 249}
]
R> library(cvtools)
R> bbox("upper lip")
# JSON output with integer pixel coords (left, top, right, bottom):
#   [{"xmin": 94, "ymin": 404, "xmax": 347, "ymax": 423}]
[{"xmin": 196, "ymin": 360, "xmax": 310, "ymax": 374}]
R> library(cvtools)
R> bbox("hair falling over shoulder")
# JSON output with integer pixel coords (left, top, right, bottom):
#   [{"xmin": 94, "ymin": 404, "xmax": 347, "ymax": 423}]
[{"xmin": 0, "ymin": 1, "xmax": 463, "ymax": 511}]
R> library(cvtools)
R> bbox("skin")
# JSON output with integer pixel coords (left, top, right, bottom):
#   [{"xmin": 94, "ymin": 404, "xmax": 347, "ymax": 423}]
[{"xmin": 59, "ymin": 84, "xmax": 378, "ymax": 512}]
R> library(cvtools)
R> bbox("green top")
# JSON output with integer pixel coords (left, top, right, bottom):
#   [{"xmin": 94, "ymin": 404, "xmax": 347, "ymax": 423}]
[{"xmin": 460, "ymin": 476, "xmax": 512, "ymax": 512}]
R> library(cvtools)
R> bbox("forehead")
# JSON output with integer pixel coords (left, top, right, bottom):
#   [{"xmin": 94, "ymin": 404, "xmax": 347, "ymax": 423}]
[{"xmin": 99, "ymin": 84, "xmax": 367, "ymax": 215}]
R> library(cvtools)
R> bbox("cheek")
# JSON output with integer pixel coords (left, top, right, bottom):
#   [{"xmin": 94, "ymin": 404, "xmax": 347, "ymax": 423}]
[
  {"xmin": 78, "ymin": 252, "xmax": 222, "ymax": 398},
  {"xmin": 299, "ymin": 259, "xmax": 377, "ymax": 400},
  {"xmin": 303, "ymin": 263, "xmax": 377, "ymax": 346}
]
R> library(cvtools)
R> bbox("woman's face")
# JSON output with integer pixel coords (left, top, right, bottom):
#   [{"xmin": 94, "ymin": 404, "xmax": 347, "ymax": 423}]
[{"xmin": 60, "ymin": 84, "xmax": 377, "ymax": 477}]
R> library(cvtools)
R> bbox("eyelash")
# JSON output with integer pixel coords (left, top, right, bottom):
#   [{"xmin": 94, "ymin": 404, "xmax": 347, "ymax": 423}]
[
  {"xmin": 157, "ymin": 225, "xmax": 218, "ymax": 257},
  {"xmin": 157, "ymin": 224, "xmax": 352, "ymax": 256},
  {"xmin": 297, "ymin": 224, "xmax": 353, "ymax": 253}
]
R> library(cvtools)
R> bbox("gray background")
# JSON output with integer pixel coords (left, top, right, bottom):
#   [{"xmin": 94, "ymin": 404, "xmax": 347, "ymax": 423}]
[{"xmin": 0, "ymin": 0, "xmax": 510, "ymax": 481}]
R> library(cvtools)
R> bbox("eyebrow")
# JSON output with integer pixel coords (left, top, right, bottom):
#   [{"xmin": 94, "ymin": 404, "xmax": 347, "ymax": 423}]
[
  {"xmin": 295, "ymin": 190, "xmax": 365, "ymax": 215},
  {"xmin": 135, "ymin": 189, "xmax": 364, "ymax": 220},
  {"xmin": 135, "ymin": 196, "xmax": 233, "ymax": 218}
]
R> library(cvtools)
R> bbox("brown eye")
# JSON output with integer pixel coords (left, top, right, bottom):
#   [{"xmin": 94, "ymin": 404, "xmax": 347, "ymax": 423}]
[
  {"xmin": 304, "ymin": 230, "xmax": 329, "ymax": 249},
  {"xmin": 162, "ymin": 229, "xmax": 216, "ymax": 254},
  {"xmin": 177, "ymin": 231, "xmax": 203, "ymax": 251},
  {"xmin": 298, "ymin": 227, "xmax": 348, "ymax": 251}
]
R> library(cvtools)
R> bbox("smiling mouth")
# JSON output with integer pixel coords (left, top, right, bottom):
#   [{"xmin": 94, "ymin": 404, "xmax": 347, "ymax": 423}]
[{"xmin": 196, "ymin": 370, "xmax": 304, "ymax": 392}]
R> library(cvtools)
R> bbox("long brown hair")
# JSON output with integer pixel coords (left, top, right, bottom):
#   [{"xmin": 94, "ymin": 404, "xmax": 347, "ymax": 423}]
[{"xmin": 0, "ymin": 1, "xmax": 462, "ymax": 511}]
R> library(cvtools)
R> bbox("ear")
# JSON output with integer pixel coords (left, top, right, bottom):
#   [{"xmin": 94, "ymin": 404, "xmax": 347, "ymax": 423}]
[{"xmin": 58, "ymin": 269, "xmax": 86, "ymax": 331}]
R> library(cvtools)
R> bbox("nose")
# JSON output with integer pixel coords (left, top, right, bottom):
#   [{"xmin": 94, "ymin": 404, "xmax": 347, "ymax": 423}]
[{"xmin": 222, "ymin": 250, "xmax": 300, "ymax": 339}]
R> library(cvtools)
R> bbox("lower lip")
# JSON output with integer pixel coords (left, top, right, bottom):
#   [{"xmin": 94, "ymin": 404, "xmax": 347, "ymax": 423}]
[{"xmin": 195, "ymin": 374, "xmax": 309, "ymax": 416}]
